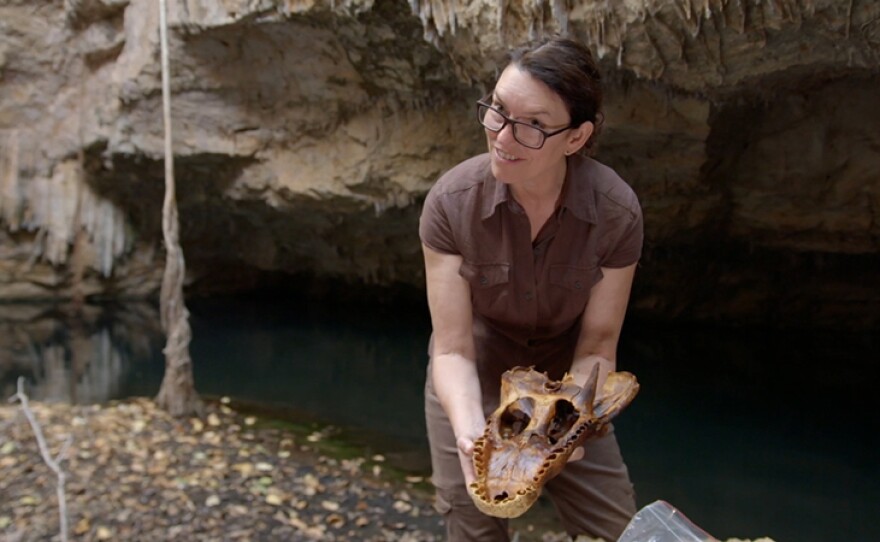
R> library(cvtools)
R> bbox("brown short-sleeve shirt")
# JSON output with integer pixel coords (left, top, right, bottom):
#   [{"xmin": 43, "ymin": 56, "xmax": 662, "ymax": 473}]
[{"xmin": 420, "ymin": 153, "xmax": 643, "ymax": 393}]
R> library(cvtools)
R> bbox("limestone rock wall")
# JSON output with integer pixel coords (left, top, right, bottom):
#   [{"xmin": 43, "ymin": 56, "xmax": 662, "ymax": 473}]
[{"xmin": 1, "ymin": 0, "xmax": 878, "ymax": 328}]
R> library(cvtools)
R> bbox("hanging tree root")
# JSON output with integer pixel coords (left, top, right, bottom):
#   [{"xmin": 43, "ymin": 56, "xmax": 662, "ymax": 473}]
[{"xmin": 8, "ymin": 377, "xmax": 72, "ymax": 542}]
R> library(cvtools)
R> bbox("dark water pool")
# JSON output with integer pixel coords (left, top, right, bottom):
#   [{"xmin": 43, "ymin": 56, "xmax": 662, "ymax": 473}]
[{"xmin": 2, "ymin": 296, "xmax": 877, "ymax": 541}]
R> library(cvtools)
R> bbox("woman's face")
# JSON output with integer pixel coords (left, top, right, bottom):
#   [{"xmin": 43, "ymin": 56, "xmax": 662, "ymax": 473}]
[{"xmin": 485, "ymin": 64, "xmax": 590, "ymax": 191}]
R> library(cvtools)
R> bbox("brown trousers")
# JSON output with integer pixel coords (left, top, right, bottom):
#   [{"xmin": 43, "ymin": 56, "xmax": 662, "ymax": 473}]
[{"xmin": 425, "ymin": 375, "xmax": 636, "ymax": 542}]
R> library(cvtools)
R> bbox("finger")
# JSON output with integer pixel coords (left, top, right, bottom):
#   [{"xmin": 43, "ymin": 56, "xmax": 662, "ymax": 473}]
[
  {"xmin": 460, "ymin": 454, "xmax": 477, "ymax": 486},
  {"xmin": 456, "ymin": 436, "xmax": 474, "ymax": 456},
  {"xmin": 568, "ymin": 446, "xmax": 585, "ymax": 462}
]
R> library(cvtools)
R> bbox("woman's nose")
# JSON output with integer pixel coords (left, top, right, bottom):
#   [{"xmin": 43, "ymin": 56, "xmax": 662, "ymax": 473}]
[{"xmin": 495, "ymin": 122, "xmax": 517, "ymax": 145}]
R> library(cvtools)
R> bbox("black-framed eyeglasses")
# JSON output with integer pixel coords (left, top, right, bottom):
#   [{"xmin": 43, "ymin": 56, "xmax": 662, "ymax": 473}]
[{"xmin": 476, "ymin": 99, "xmax": 573, "ymax": 149}]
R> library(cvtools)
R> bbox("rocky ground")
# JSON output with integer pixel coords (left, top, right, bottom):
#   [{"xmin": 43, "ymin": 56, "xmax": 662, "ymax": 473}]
[
  {"xmin": 0, "ymin": 396, "xmax": 445, "ymax": 542},
  {"xmin": 0, "ymin": 394, "xmax": 594, "ymax": 542},
  {"xmin": 0, "ymin": 395, "xmax": 775, "ymax": 542}
]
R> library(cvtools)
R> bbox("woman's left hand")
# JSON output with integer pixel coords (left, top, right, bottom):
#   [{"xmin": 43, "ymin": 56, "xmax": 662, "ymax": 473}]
[{"xmin": 456, "ymin": 434, "xmax": 479, "ymax": 485}]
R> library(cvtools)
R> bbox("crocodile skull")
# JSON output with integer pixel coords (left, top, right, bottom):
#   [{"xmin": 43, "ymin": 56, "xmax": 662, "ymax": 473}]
[{"xmin": 468, "ymin": 365, "xmax": 639, "ymax": 518}]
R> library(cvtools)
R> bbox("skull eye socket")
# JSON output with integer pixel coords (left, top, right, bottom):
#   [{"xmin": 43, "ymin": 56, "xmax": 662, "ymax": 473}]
[
  {"xmin": 547, "ymin": 400, "xmax": 578, "ymax": 445},
  {"xmin": 499, "ymin": 398, "xmax": 535, "ymax": 439}
]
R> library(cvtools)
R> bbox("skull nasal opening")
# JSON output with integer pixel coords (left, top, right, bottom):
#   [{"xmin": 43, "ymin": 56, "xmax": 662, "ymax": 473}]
[
  {"xmin": 499, "ymin": 398, "xmax": 535, "ymax": 439},
  {"xmin": 543, "ymin": 381, "xmax": 562, "ymax": 392}
]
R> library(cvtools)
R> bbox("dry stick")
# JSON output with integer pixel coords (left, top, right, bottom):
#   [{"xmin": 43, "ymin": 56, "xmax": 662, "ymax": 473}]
[{"xmin": 9, "ymin": 377, "xmax": 71, "ymax": 542}]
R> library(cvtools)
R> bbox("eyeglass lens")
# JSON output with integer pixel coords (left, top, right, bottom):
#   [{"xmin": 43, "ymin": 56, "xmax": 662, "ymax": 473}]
[{"xmin": 478, "ymin": 105, "xmax": 544, "ymax": 148}]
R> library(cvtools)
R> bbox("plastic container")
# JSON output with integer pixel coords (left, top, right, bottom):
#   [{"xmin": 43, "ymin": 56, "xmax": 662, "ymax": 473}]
[{"xmin": 617, "ymin": 500, "xmax": 718, "ymax": 542}]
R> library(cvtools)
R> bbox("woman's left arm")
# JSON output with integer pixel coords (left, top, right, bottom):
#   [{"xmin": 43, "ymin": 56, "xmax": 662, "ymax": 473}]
[{"xmin": 569, "ymin": 263, "xmax": 638, "ymax": 390}]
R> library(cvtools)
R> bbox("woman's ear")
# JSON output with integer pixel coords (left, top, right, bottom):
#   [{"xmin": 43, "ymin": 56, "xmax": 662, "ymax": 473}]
[{"xmin": 566, "ymin": 121, "xmax": 594, "ymax": 155}]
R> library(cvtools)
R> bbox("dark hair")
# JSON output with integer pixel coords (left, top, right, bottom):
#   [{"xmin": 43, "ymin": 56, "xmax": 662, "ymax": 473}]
[{"xmin": 507, "ymin": 36, "xmax": 604, "ymax": 149}]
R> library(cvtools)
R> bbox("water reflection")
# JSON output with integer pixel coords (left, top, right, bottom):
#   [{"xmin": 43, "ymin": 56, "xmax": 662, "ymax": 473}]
[{"xmin": 0, "ymin": 302, "xmax": 163, "ymax": 404}]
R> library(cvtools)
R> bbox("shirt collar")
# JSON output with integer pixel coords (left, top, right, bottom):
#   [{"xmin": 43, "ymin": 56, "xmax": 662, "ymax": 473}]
[
  {"xmin": 480, "ymin": 162, "xmax": 510, "ymax": 220},
  {"xmin": 558, "ymin": 154, "xmax": 598, "ymax": 224},
  {"xmin": 480, "ymin": 154, "xmax": 598, "ymax": 223}
]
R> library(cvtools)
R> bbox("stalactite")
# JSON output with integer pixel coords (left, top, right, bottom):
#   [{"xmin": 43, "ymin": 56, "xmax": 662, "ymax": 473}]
[
  {"xmin": 551, "ymin": 0, "xmax": 569, "ymax": 36},
  {"xmin": 0, "ymin": 135, "xmax": 131, "ymax": 279},
  {"xmin": 801, "ymin": 0, "xmax": 816, "ymax": 18},
  {"xmin": 430, "ymin": 0, "xmax": 456, "ymax": 37},
  {"xmin": 0, "ymin": 130, "xmax": 23, "ymax": 231},
  {"xmin": 533, "ymin": 0, "xmax": 546, "ymax": 40},
  {"xmin": 845, "ymin": 0, "xmax": 854, "ymax": 38},
  {"xmin": 713, "ymin": 0, "xmax": 729, "ymax": 30},
  {"xmin": 643, "ymin": 26, "xmax": 668, "ymax": 78},
  {"xmin": 407, "ymin": 0, "xmax": 463, "ymax": 44},
  {"xmin": 654, "ymin": 14, "xmax": 687, "ymax": 61},
  {"xmin": 734, "ymin": 0, "xmax": 748, "ymax": 33},
  {"xmin": 706, "ymin": 4, "xmax": 728, "ymax": 76},
  {"xmin": 498, "ymin": 0, "xmax": 507, "ymax": 34},
  {"xmin": 28, "ymin": 163, "xmax": 77, "ymax": 266},
  {"xmin": 680, "ymin": 0, "xmax": 694, "ymax": 22},
  {"xmin": 79, "ymin": 188, "xmax": 129, "ymax": 277},
  {"xmin": 671, "ymin": 0, "xmax": 703, "ymax": 38}
]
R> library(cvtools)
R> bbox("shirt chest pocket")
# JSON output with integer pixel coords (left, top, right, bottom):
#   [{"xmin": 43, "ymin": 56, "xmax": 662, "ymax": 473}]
[
  {"xmin": 547, "ymin": 264, "xmax": 599, "ymax": 319},
  {"xmin": 459, "ymin": 262, "xmax": 511, "ymax": 318}
]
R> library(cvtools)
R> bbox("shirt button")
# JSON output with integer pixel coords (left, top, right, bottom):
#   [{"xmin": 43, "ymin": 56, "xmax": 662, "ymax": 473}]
[
  {"xmin": 524, "ymin": 291, "xmax": 533, "ymax": 300},
  {"xmin": 479, "ymin": 275, "xmax": 488, "ymax": 285},
  {"xmin": 574, "ymin": 281, "xmax": 583, "ymax": 290}
]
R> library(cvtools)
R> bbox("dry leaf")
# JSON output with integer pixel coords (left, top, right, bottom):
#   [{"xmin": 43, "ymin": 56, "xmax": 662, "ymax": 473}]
[
  {"xmin": 393, "ymin": 500, "xmax": 413, "ymax": 514},
  {"xmin": 74, "ymin": 517, "xmax": 90, "ymax": 535},
  {"xmin": 232, "ymin": 462, "xmax": 254, "ymax": 477}
]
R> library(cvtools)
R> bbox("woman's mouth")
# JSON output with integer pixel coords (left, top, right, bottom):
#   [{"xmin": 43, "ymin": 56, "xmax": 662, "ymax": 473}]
[{"xmin": 495, "ymin": 148, "xmax": 519, "ymax": 162}]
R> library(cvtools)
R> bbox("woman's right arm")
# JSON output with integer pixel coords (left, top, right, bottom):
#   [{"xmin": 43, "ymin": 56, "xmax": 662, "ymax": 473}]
[{"xmin": 422, "ymin": 243, "xmax": 485, "ymax": 484}]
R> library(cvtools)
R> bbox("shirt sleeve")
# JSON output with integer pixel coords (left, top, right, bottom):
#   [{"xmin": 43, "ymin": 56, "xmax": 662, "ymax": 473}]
[
  {"xmin": 601, "ymin": 193, "xmax": 644, "ymax": 268},
  {"xmin": 419, "ymin": 183, "xmax": 460, "ymax": 255}
]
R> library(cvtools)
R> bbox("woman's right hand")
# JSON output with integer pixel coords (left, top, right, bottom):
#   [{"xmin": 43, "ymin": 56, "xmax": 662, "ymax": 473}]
[{"xmin": 423, "ymin": 244, "xmax": 486, "ymax": 486}]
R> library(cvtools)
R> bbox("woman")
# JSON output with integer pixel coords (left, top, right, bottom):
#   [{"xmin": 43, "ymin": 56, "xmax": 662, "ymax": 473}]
[{"xmin": 419, "ymin": 36, "xmax": 643, "ymax": 541}]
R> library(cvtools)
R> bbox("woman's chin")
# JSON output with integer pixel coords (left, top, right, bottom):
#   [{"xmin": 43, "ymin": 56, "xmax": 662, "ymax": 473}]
[{"xmin": 489, "ymin": 161, "xmax": 516, "ymax": 185}]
